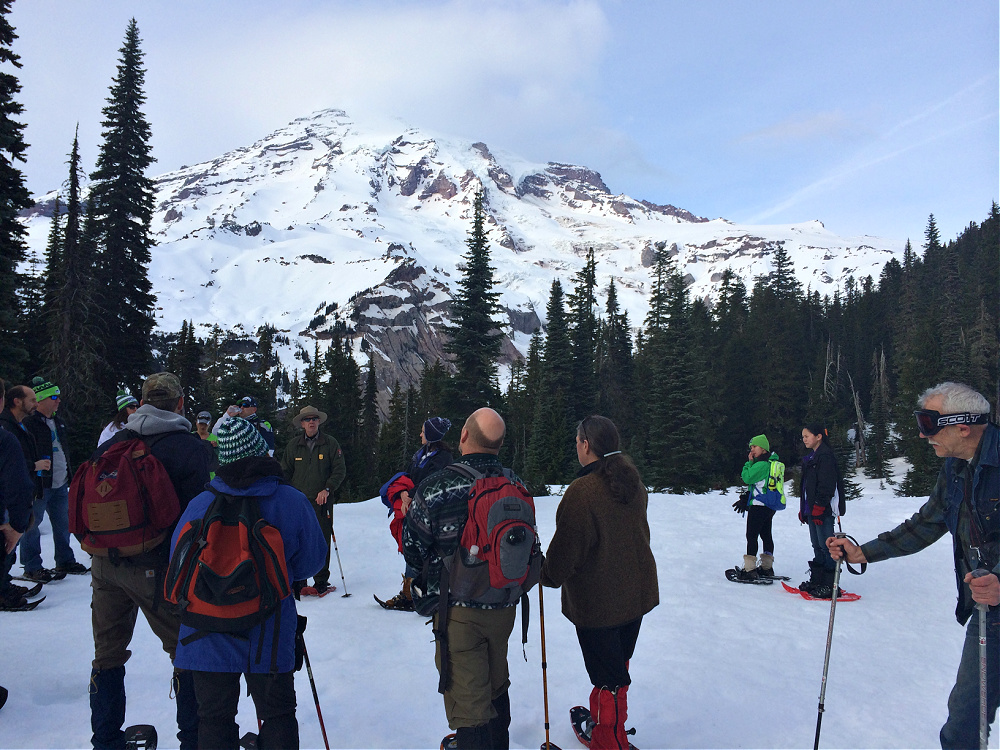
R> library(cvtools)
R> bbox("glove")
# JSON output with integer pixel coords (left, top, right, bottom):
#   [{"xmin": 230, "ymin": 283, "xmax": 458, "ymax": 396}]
[
  {"xmin": 292, "ymin": 579, "xmax": 305, "ymax": 601},
  {"xmin": 732, "ymin": 492, "xmax": 749, "ymax": 515},
  {"xmin": 811, "ymin": 504, "xmax": 826, "ymax": 525}
]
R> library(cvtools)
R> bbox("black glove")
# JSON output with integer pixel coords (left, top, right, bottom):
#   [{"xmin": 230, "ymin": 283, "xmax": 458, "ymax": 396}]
[{"xmin": 732, "ymin": 492, "xmax": 749, "ymax": 515}]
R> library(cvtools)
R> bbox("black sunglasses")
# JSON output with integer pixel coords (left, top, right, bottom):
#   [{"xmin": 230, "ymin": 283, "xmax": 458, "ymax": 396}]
[{"xmin": 914, "ymin": 409, "xmax": 989, "ymax": 436}]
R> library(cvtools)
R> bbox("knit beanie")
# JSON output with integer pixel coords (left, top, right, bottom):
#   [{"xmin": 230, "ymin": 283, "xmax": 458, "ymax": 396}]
[
  {"xmin": 31, "ymin": 376, "xmax": 60, "ymax": 401},
  {"xmin": 748, "ymin": 434, "xmax": 770, "ymax": 451},
  {"xmin": 116, "ymin": 390, "xmax": 138, "ymax": 411},
  {"xmin": 217, "ymin": 417, "xmax": 268, "ymax": 465},
  {"xmin": 423, "ymin": 416, "xmax": 451, "ymax": 443}
]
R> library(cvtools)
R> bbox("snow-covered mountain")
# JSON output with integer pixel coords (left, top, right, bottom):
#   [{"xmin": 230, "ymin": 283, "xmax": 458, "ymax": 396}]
[{"xmin": 23, "ymin": 108, "xmax": 902, "ymax": 390}]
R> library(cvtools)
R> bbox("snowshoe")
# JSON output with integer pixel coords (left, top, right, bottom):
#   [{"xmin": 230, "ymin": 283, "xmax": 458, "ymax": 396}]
[
  {"xmin": 570, "ymin": 706, "xmax": 637, "ymax": 749},
  {"xmin": 441, "ymin": 733, "xmax": 457, "ymax": 750},
  {"xmin": 239, "ymin": 731, "xmax": 259, "ymax": 750},
  {"xmin": 300, "ymin": 583, "xmax": 335, "ymax": 597},
  {"xmin": 781, "ymin": 581, "xmax": 860, "ymax": 602},
  {"xmin": 0, "ymin": 685, "xmax": 7, "ymax": 710},
  {"xmin": 570, "ymin": 705, "xmax": 593, "ymax": 746},
  {"xmin": 0, "ymin": 595, "xmax": 44, "ymax": 612},
  {"xmin": 9, "ymin": 582, "xmax": 44, "ymax": 599},
  {"xmin": 54, "ymin": 561, "xmax": 90, "ymax": 575},
  {"xmin": 374, "ymin": 591, "xmax": 415, "ymax": 611},
  {"xmin": 725, "ymin": 568, "xmax": 773, "ymax": 585},
  {"xmin": 124, "ymin": 724, "xmax": 157, "ymax": 750},
  {"xmin": 756, "ymin": 567, "xmax": 790, "ymax": 581}
]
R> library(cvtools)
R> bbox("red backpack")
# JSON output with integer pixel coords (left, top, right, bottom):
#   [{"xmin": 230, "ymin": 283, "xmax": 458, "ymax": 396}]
[
  {"xmin": 163, "ymin": 489, "xmax": 291, "ymax": 670},
  {"xmin": 443, "ymin": 464, "xmax": 541, "ymax": 604},
  {"xmin": 69, "ymin": 434, "xmax": 180, "ymax": 558}
]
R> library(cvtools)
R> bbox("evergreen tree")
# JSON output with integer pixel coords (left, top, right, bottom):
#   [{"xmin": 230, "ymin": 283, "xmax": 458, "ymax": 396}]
[
  {"xmin": 89, "ymin": 18, "xmax": 157, "ymax": 398},
  {"xmin": 444, "ymin": 190, "xmax": 503, "ymax": 416},
  {"xmin": 527, "ymin": 280, "xmax": 575, "ymax": 484},
  {"xmin": 506, "ymin": 329, "xmax": 545, "ymax": 491},
  {"xmin": 865, "ymin": 347, "xmax": 893, "ymax": 481},
  {"xmin": 595, "ymin": 278, "xmax": 634, "ymax": 442},
  {"xmin": 567, "ymin": 247, "xmax": 599, "ymax": 423},
  {"xmin": 358, "ymin": 357, "xmax": 379, "ymax": 486},
  {"xmin": 0, "ymin": 0, "xmax": 32, "ymax": 378},
  {"xmin": 43, "ymin": 131, "xmax": 105, "ymax": 461}
]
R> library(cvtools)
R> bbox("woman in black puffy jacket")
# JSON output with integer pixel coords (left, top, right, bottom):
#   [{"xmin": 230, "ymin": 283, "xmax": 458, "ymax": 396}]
[{"xmin": 799, "ymin": 423, "xmax": 840, "ymax": 597}]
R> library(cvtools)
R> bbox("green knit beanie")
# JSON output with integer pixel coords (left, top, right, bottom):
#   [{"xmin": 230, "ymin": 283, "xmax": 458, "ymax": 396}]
[
  {"xmin": 116, "ymin": 390, "xmax": 138, "ymax": 411},
  {"xmin": 216, "ymin": 417, "xmax": 268, "ymax": 465},
  {"xmin": 748, "ymin": 434, "xmax": 770, "ymax": 451},
  {"xmin": 31, "ymin": 376, "xmax": 60, "ymax": 401}
]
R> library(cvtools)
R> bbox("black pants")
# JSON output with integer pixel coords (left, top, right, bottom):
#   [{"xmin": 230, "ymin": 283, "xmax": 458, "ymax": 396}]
[
  {"xmin": 576, "ymin": 618, "xmax": 642, "ymax": 691},
  {"xmin": 192, "ymin": 671, "xmax": 297, "ymax": 750},
  {"xmin": 745, "ymin": 505, "xmax": 775, "ymax": 556}
]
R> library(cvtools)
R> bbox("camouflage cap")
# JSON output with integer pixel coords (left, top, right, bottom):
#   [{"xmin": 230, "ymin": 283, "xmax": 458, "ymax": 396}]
[{"xmin": 142, "ymin": 372, "xmax": 183, "ymax": 402}]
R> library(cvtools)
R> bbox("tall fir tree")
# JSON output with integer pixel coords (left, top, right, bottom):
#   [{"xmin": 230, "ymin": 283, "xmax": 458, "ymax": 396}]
[
  {"xmin": 595, "ymin": 278, "xmax": 634, "ymax": 442},
  {"xmin": 89, "ymin": 18, "xmax": 157, "ymax": 399},
  {"xmin": 566, "ymin": 247, "xmax": 599, "ymax": 423},
  {"xmin": 443, "ymin": 190, "xmax": 503, "ymax": 417},
  {"xmin": 865, "ymin": 347, "xmax": 893, "ymax": 481},
  {"xmin": 0, "ymin": 0, "xmax": 32, "ymax": 378},
  {"xmin": 43, "ymin": 130, "xmax": 105, "ymax": 461},
  {"xmin": 527, "ymin": 280, "xmax": 575, "ymax": 485}
]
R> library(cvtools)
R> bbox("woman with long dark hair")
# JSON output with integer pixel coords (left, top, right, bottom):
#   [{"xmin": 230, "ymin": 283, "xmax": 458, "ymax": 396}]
[
  {"xmin": 97, "ymin": 391, "xmax": 138, "ymax": 447},
  {"xmin": 541, "ymin": 415, "xmax": 659, "ymax": 750},
  {"xmin": 798, "ymin": 423, "xmax": 841, "ymax": 598}
]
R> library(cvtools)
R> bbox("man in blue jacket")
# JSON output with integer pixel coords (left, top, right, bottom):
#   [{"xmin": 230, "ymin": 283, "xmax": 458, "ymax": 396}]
[
  {"xmin": 830, "ymin": 382, "xmax": 998, "ymax": 749},
  {"xmin": 170, "ymin": 416, "xmax": 326, "ymax": 749}
]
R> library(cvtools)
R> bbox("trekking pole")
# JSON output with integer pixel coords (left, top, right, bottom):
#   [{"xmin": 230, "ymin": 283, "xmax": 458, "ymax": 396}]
[
  {"xmin": 813, "ymin": 535, "xmax": 846, "ymax": 750},
  {"xmin": 301, "ymin": 638, "xmax": 331, "ymax": 750},
  {"xmin": 971, "ymin": 568, "xmax": 991, "ymax": 750},
  {"xmin": 538, "ymin": 584, "xmax": 562, "ymax": 750},
  {"xmin": 329, "ymin": 507, "xmax": 351, "ymax": 597}
]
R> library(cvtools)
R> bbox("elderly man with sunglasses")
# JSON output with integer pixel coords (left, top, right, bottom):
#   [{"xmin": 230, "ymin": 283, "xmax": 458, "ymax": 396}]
[{"xmin": 829, "ymin": 381, "xmax": 998, "ymax": 749}]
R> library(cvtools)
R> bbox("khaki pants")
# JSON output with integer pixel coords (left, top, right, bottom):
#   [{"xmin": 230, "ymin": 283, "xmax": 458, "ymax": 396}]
[
  {"xmin": 435, "ymin": 605, "xmax": 516, "ymax": 730},
  {"xmin": 91, "ymin": 552, "xmax": 181, "ymax": 669}
]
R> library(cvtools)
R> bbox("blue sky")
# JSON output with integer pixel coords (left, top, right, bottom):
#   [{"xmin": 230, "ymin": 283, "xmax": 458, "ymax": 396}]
[{"xmin": 8, "ymin": 0, "xmax": 998, "ymax": 243}]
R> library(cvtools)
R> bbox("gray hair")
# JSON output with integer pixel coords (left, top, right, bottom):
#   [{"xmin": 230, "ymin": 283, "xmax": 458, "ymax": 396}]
[{"xmin": 918, "ymin": 382, "xmax": 991, "ymax": 414}]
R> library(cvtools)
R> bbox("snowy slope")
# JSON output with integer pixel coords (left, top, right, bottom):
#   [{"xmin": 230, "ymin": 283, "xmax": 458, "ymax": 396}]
[
  {"xmin": 1, "ymin": 463, "xmax": 993, "ymax": 750},
  {"xmin": 21, "ymin": 108, "xmax": 902, "ymax": 390}
]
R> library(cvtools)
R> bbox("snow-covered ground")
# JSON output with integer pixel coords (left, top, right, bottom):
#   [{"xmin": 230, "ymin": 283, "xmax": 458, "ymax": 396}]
[{"xmin": 1, "ymin": 465, "xmax": 995, "ymax": 749}]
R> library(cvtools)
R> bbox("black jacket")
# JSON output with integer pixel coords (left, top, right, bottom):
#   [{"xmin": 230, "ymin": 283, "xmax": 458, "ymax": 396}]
[
  {"xmin": 0, "ymin": 426, "xmax": 35, "ymax": 532},
  {"xmin": 800, "ymin": 440, "xmax": 839, "ymax": 514},
  {"xmin": 0, "ymin": 408, "xmax": 39, "ymax": 497},
  {"xmin": 23, "ymin": 411, "xmax": 73, "ymax": 490}
]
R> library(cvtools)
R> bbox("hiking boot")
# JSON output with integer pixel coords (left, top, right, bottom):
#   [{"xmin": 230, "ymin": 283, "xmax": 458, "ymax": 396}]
[
  {"xmin": 21, "ymin": 568, "xmax": 54, "ymax": 583},
  {"xmin": 736, "ymin": 566, "xmax": 760, "ymax": 582},
  {"xmin": 0, "ymin": 588, "xmax": 29, "ymax": 611},
  {"xmin": 55, "ymin": 561, "xmax": 90, "ymax": 575},
  {"xmin": 758, "ymin": 553, "xmax": 776, "ymax": 577},
  {"xmin": 810, "ymin": 585, "xmax": 845, "ymax": 600},
  {"xmin": 313, "ymin": 582, "xmax": 331, "ymax": 596}
]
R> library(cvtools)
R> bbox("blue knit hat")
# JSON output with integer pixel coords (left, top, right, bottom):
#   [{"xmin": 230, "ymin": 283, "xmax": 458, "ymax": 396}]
[
  {"xmin": 423, "ymin": 416, "xmax": 451, "ymax": 443},
  {"xmin": 217, "ymin": 417, "xmax": 268, "ymax": 464}
]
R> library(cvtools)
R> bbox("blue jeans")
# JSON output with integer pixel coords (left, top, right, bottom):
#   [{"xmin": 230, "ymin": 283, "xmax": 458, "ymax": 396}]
[
  {"xmin": 940, "ymin": 605, "xmax": 1000, "ymax": 749},
  {"xmin": 808, "ymin": 512, "xmax": 836, "ymax": 572},
  {"xmin": 20, "ymin": 483, "xmax": 76, "ymax": 572}
]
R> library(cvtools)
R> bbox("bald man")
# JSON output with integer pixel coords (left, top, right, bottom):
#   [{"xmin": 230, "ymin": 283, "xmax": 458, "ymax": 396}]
[{"xmin": 402, "ymin": 409, "xmax": 523, "ymax": 750}]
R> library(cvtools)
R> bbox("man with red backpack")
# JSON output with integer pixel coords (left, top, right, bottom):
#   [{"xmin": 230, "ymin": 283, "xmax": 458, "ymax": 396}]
[
  {"xmin": 80, "ymin": 372, "xmax": 212, "ymax": 750},
  {"xmin": 403, "ymin": 408, "xmax": 539, "ymax": 750}
]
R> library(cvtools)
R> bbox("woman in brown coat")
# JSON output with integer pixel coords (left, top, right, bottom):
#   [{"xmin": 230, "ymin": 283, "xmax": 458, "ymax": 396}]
[{"xmin": 541, "ymin": 415, "xmax": 659, "ymax": 750}]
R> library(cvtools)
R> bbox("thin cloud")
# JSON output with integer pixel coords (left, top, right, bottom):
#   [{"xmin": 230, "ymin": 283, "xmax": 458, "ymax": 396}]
[{"xmin": 737, "ymin": 110, "xmax": 865, "ymax": 145}]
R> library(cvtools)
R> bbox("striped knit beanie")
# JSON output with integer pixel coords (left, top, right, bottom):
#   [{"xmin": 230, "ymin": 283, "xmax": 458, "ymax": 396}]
[
  {"xmin": 31, "ymin": 377, "xmax": 60, "ymax": 401},
  {"xmin": 116, "ymin": 390, "xmax": 138, "ymax": 411},
  {"xmin": 217, "ymin": 417, "xmax": 268, "ymax": 465}
]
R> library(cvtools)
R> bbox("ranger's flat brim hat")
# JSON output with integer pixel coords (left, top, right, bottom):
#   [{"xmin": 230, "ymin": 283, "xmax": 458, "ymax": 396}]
[{"xmin": 292, "ymin": 405, "xmax": 328, "ymax": 429}]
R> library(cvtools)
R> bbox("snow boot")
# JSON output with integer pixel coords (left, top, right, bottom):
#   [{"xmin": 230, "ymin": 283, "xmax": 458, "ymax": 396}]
[
  {"xmin": 757, "ymin": 553, "xmax": 776, "ymax": 578},
  {"xmin": 173, "ymin": 669, "xmax": 199, "ymax": 750},
  {"xmin": 445, "ymin": 724, "xmax": 490, "ymax": 750},
  {"xmin": 90, "ymin": 666, "xmax": 127, "ymax": 750},
  {"xmin": 809, "ymin": 566, "xmax": 843, "ymax": 599},
  {"xmin": 591, "ymin": 686, "xmax": 629, "ymax": 750},
  {"xmin": 737, "ymin": 555, "xmax": 760, "ymax": 582},
  {"xmin": 799, "ymin": 561, "xmax": 823, "ymax": 593},
  {"xmin": 378, "ymin": 575, "xmax": 414, "ymax": 611},
  {"xmin": 488, "ymin": 690, "xmax": 510, "ymax": 750}
]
